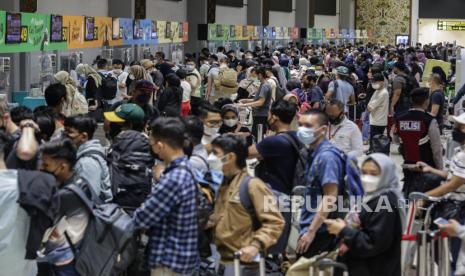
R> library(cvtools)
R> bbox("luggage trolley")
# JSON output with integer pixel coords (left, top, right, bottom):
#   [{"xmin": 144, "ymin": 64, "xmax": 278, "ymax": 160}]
[{"xmin": 402, "ymin": 192, "xmax": 451, "ymax": 276}]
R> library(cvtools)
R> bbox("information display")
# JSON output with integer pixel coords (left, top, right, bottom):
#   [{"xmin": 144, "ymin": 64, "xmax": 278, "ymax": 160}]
[
  {"xmin": 437, "ymin": 20, "xmax": 465, "ymax": 31},
  {"xmin": 6, "ymin": 12, "xmax": 21, "ymax": 44},
  {"xmin": 84, "ymin": 17, "xmax": 94, "ymax": 41},
  {"xmin": 50, "ymin": 15, "xmax": 63, "ymax": 42}
]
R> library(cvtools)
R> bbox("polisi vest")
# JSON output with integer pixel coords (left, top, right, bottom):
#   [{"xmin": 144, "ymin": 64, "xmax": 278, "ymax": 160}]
[{"xmin": 397, "ymin": 109, "xmax": 435, "ymax": 167}]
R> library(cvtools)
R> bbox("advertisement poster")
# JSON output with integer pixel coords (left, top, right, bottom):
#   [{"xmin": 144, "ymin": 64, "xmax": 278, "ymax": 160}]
[
  {"xmin": 235, "ymin": 25, "xmax": 243, "ymax": 40},
  {"xmin": 247, "ymin": 25, "xmax": 254, "ymax": 40},
  {"xmin": 120, "ymin": 18, "xmax": 134, "ymax": 42},
  {"xmin": 157, "ymin": 20, "xmax": 168, "ymax": 43},
  {"xmin": 182, "ymin": 22, "xmax": 188, "ymax": 42},
  {"xmin": 208, "ymin": 24, "xmax": 216, "ymax": 40}
]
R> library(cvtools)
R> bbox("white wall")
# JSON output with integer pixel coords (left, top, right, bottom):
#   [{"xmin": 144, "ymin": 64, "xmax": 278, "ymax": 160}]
[
  {"xmin": 314, "ymin": 0, "xmax": 340, "ymax": 28},
  {"xmin": 216, "ymin": 1, "xmax": 247, "ymax": 25},
  {"xmin": 268, "ymin": 0, "xmax": 296, "ymax": 27},
  {"xmin": 37, "ymin": 0, "xmax": 108, "ymax": 16},
  {"xmin": 146, "ymin": 0, "xmax": 187, "ymax": 22},
  {"xmin": 418, "ymin": 19, "xmax": 465, "ymax": 46}
]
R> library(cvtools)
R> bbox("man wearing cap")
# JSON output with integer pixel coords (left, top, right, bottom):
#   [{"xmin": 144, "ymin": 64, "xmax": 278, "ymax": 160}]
[
  {"xmin": 396, "ymin": 88, "xmax": 443, "ymax": 195},
  {"xmin": 326, "ymin": 66, "xmax": 355, "ymax": 113},
  {"xmin": 104, "ymin": 103, "xmax": 146, "ymax": 141},
  {"xmin": 110, "ymin": 80, "xmax": 160, "ymax": 127}
]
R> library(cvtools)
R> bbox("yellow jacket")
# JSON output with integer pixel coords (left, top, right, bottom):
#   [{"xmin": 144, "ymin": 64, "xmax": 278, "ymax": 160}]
[{"xmin": 211, "ymin": 170, "xmax": 285, "ymax": 262}]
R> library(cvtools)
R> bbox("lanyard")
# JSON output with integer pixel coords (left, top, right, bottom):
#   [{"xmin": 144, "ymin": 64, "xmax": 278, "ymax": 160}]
[{"xmin": 328, "ymin": 124, "xmax": 343, "ymax": 140}]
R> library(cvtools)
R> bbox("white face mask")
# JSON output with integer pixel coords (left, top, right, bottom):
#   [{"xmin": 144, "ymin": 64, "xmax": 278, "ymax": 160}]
[
  {"xmin": 361, "ymin": 174, "xmax": 381, "ymax": 193},
  {"xmin": 207, "ymin": 153, "xmax": 224, "ymax": 172},
  {"xmin": 186, "ymin": 64, "xmax": 195, "ymax": 72},
  {"xmin": 204, "ymin": 126, "xmax": 220, "ymax": 137},
  {"xmin": 297, "ymin": 126, "xmax": 318, "ymax": 147},
  {"xmin": 224, "ymin": 119, "xmax": 238, "ymax": 128},
  {"xmin": 371, "ymin": 83, "xmax": 381, "ymax": 90}
]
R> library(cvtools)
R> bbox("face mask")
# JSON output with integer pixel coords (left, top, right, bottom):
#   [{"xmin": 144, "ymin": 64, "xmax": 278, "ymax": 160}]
[
  {"xmin": 207, "ymin": 153, "xmax": 224, "ymax": 172},
  {"xmin": 224, "ymin": 119, "xmax": 238, "ymax": 128},
  {"xmin": 329, "ymin": 113, "xmax": 344, "ymax": 125},
  {"xmin": 361, "ymin": 174, "xmax": 381, "ymax": 193},
  {"xmin": 453, "ymin": 129, "xmax": 465, "ymax": 144},
  {"xmin": 315, "ymin": 70, "xmax": 323, "ymax": 76},
  {"xmin": 297, "ymin": 126, "xmax": 317, "ymax": 147},
  {"xmin": 186, "ymin": 64, "xmax": 195, "ymax": 72},
  {"xmin": 113, "ymin": 69, "xmax": 123, "ymax": 74},
  {"xmin": 204, "ymin": 126, "xmax": 220, "ymax": 137},
  {"xmin": 371, "ymin": 82, "xmax": 380, "ymax": 90}
]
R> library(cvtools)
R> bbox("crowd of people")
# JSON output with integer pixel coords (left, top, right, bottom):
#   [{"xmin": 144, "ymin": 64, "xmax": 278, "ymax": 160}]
[{"xmin": 1, "ymin": 41, "xmax": 465, "ymax": 276}]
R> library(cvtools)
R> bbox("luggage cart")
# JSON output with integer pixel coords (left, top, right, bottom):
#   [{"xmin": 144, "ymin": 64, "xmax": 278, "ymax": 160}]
[{"xmin": 402, "ymin": 192, "xmax": 451, "ymax": 276}]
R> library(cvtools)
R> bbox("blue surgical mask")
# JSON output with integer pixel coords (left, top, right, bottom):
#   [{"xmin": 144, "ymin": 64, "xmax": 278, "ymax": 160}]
[{"xmin": 297, "ymin": 126, "xmax": 317, "ymax": 146}]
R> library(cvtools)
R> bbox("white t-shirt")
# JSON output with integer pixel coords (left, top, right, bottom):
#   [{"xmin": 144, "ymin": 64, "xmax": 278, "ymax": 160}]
[
  {"xmin": 207, "ymin": 65, "xmax": 220, "ymax": 96},
  {"xmin": 326, "ymin": 117, "xmax": 364, "ymax": 157},
  {"xmin": 267, "ymin": 77, "xmax": 278, "ymax": 101},
  {"xmin": 368, "ymin": 88, "xmax": 389, "ymax": 126},
  {"xmin": 111, "ymin": 70, "xmax": 129, "ymax": 102},
  {"xmin": 181, "ymin": 80, "xmax": 192, "ymax": 102}
]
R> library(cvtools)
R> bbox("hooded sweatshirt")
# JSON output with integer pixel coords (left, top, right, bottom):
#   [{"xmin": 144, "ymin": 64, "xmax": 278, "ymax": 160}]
[{"xmin": 74, "ymin": 139, "xmax": 112, "ymax": 202}]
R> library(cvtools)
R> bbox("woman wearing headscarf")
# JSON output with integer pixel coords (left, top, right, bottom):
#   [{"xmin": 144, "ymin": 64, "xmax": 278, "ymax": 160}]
[
  {"xmin": 126, "ymin": 65, "xmax": 152, "ymax": 98},
  {"xmin": 219, "ymin": 104, "xmax": 253, "ymax": 146},
  {"xmin": 75, "ymin": 64, "xmax": 102, "ymax": 117},
  {"xmin": 324, "ymin": 153, "xmax": 405, "ymax": 276},
  {"xmin": 54, "ymin": 71, "xmax": 88, "ymax": 117}
]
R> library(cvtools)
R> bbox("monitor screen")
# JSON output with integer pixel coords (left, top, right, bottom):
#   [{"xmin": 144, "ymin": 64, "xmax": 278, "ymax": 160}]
[
  {"xmin": 51, "ymin": 15, "xmax": 63, "ymax": 42},
  {"xmin": 165, "ymin": 22, "xmax": 172, "ymax": 39},
  {"xmin": 6, "ymin": 12, "xmax": 21, "ymax": 44},
  {"xmin": 84, "ymin": 17, "xmax": 95, "ymax": 41},
  {"xmin": 133, "ymin": 20, "xmax": 141, "ymax": 39},
  {"xmin": 396, "ymin": 35, "xmax": 409, "ymax": 45}
]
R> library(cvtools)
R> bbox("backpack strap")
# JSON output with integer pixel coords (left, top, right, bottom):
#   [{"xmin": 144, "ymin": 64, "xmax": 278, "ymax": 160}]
[
  {"xmin": 238, "ymin": 175, "xmax": 261, "ymax": 231},
  {"xmin": 64, "ymin": 183, "xmax": 96, "ymax": 214},
  {"xmin": 191, "ymin": 154, "xmax": 209, "ymax": 170},
  {"xmin": 280, "ymin": 133, "xmax": 306, "ymax": 166}
]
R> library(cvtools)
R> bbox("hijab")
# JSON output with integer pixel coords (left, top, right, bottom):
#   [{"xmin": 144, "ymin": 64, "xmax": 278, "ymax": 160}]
[
  {"xmin": 75, "ymin": 64, "xmax": 102, "ymax": 88},
  {"xmin": 362, "ymin": 153, "xmax": 406, "ymax": 231},
  {"xmin": 130, "ymin": 65, "xmax": 151, "ymax": 81}
]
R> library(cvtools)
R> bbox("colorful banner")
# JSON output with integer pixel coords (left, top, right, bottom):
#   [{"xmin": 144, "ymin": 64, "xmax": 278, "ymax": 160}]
[
  {"xmin": 0, "ymin": 9, "xmax": 188, "ymax": 53},
  {"xmin": 235, "ymin": 25, "xmax": 243, "ymax": 40},
  {"xmin": 0, "ymin": 11, "xmax": 67, "ymax": 53}
]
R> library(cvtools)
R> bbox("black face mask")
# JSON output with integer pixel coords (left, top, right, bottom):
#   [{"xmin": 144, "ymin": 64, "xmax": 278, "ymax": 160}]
[
  {"xmin": 135, "ymin": 93, "xmax": 151, "ymax": 105},
  {"xmin": 329, "ymin": 113, "xmax": 344, "ymax": 125},
  {"xmin": 453, "ymin": 129, "xmax": 465, "ymax": 144}
]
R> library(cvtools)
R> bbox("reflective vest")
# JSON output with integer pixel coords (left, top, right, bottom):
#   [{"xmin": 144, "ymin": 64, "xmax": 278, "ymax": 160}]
[{"xmin": 396, "ymin": 109, "xmax": 435, "ymax": 167}]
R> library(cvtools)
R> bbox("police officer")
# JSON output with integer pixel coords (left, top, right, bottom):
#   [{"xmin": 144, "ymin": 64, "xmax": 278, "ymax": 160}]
[{"xmin": 397, "ymin": 88, "xmax": 444, "ymax": 195}]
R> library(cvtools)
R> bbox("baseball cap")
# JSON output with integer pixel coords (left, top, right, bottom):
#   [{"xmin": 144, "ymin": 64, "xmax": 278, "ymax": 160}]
[
  {"xmin": 451, "ymin": 113, "xmax": 465, "ymax": 125},
  {"xmin": 336, "ymin": 66, "xmax": 349, "ymax": 76},
  {"xmin": 104, "ymin": 103, "xmax": 145, "ymax": 124}
]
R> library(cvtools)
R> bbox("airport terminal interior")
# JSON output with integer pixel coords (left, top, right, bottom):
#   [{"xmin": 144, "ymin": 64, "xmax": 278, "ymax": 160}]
[{"xmin": 2, "ymin": 0, "xmax": 465, "ymax": 275}]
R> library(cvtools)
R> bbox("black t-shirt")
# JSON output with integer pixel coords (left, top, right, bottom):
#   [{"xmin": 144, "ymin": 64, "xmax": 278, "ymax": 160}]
[
  {"xmin": 429, "ymin": 90, "xmax": 445, "ymax": 127},
  {"xmin": 256, "ymin": 131, "xmax": 300, "ymax": 195},
  {"xmin": 219, "ymin": 124, "xmax": 254, "ymax": 146}
]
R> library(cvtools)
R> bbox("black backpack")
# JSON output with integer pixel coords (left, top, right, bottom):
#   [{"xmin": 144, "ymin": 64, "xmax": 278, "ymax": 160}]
[
  {"xmin": 64, "ymin": 184, "xmax": 136, "ymax": 276},
  {"xmin": 99, "ymin": 73, "xmax": 118, "ymax": 100},
  {"xmin": 400, "ymin": 74, "xmax": 420, "ymax": 101},
  {"xmin": 108, "ymin": 131, "xmax": 154, "ymax": 208}
]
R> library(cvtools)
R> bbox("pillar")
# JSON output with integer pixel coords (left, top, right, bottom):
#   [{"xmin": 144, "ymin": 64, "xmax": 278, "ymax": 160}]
[
  {"xmin": 295, "ymin": 0, "xmax": 310, "ymax": 27},
  {"xmin": 247, "ymin": 0, "xmax": 265, "ymax": 26},
  {"xmin": 185, "ymin": 0, "xmax": 208, "ymax": 55},
  {"xmin": 108, "ymin": 0, "xmax": 135, "ymax": 18}
]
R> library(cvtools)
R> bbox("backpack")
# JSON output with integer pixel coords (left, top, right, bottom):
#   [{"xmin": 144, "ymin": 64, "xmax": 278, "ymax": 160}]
[
  {"xmin": 309, "ymin": 147, "xmax": 364, "ymax": 203},
  {"xmin": 77, "ymin": 149, "xmax": 112, "ymax": 203},
  {"xmin": 280, "ymin": 133, "xmax": 308, "ymax": 192},
  {"xmin": 66, "ymin": 86, "xmax": 88, "ymax": 116},
  {"xmin": 176, "ymin": 164, "xmax": 215, "ymax": 258},
  {"xmin": 239, "ymin": 175, "xmax": 291, "ymax": 255},
  {"xmin": 216, "ymin": 67, "xmax": 238, "ymax": 93},
  {"xmin": 270, "ymin": 77, "xmax": 287, "ymax": 102},
  {"xmin": 64, "ymin": 184, "xmax": 135, "ymax": 276},
  {"xmin": 400, "ymin": 74, "xmax": 420, "ymax": 101},
  {"xmin": 108, "ymin": 131, "xmax": 154, "ymax": 208},
  {"xmin": 99, "ymin": 73, "xmax": 118, "ymax": 100}
]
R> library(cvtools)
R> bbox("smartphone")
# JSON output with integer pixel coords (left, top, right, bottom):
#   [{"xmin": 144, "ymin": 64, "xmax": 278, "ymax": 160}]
[{"xmin": 434, "ymin": 217, "xmax": 449, "ymax": 227}]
